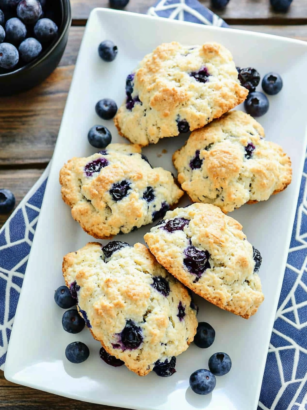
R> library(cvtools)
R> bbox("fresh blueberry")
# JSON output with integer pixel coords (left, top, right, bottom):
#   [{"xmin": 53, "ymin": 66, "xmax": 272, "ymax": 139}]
[
  {"xmin": 3, "ymin": 0, "xmax": 21, "ymax": 9},
  {"xmin": 190, "ymin": 66, "xmax": 210, "ymax": 83},
  {"xmin": 177, "ymin": 119, "xmax": 190, "ymax": 133},
  {"xmin": 88, "ymin": 125, "xmax": 112, "ymax": 149},
  {"xmin": 270, "ymin": 0, "xmax": 292, "ymax": 12},
  {"xmin": 38, "ymin": 0, "xmax": 46, "ymax": 8},
  {"xmin": 34, "ymin": 18, "xmax": 58, "ymax": 44},
  {"xmin": 78, "ymin": 307, "xmax": 91, "ymax": 328},
  {"xmin": 177, "ymin": 301, "xmax": 186, "ymax": 321},
  {"xmin": 0, "ymin": 9, "xmax": 4, "ymax": 26},
  {"xmin": 95, "ymin": 98, "xmax": 117, "ymax": 120},
  {"xmin": 99, "ymin": 346, "xmax": 124, "ymax": 367},
  {"xmin": 126, "ymin": 95, "xmax": 141, "ymax": 111},
  {"xmin": 19, "ymin": 37, "xmax": 42, "ymax": 63},
  {"xmin": 126, "ymin": 73, "xmax": 134, "ymax": 96},
  {"xmin": 152, "ymin": 202, "xmax": 169, "ymax": 222},
  {"xmin": 0, "ymin": 25, "xmax": 5, "ymax": 43},
  {"xmin": 98, "ymin": 40, "xmax": 118, "ymax": 62},
  {"xmin": 143, "ymin": 186, "xmax": 155, "ymax": 203},
  {"xmin": 253, "ymin": 247, "xmax": 262, "ymax": 273},
  {"xmin": 190, "ymin": 150, "xmax": 203, "ymax": 170},
  {"xmin": 211, "ymin": 0, "xmax": 230, "ymax": 9},
  {"xmin": 0, "ymin": 189, "xmax": 15, "ymax": 214},
  {"xmin": 116, "ymin": 320, "xmax": 143, "ymax": 350},
  {"xmin": 110, "ymin": 180, "xmax": 131, "ymax": 201},
  {"xmin": 194, "ymin": 322, "xmax": 215, "ymax": 348},
  {"xmin": 162, "ymin": 217, "xmax": 189, "ymax": 233},
  {"xmin": 190, "ymin": 369, "xmax": 216, "ymax": 395},
  {"xmin": 183, "ymin": 246, "xmax": 211, "ymax": 280},
  {"xmin": 84, "ymin": 157, "xmax": 109, "ymax": 177},
  {"xmin": 244, "ymin": 92, "xmax": 269, "ymax": 117},
  {"xmin": 209, "ymin": 352, "xmax": 232, "ymax": 376},
  {"xmin": 262, "ymin": 72, "xmax": 283, "ymax": 95},
  {"xmin": 151, "ymin": 276, "xmax": 170, "ymax": 297},
  {"xmin": 237, "ymin": 67, "xmax": 261, "ymax": 93},
  {"xmin": 102, "ymin": 241, "xmax": 130, "ymax": 262},
  {"xmin": 153, "ymin": 357, "xmax": 176, "ymax": 377},
  {"xmin": 5, "ymin": 18, "xmax": 26, "ymax": 45},
  {"xmin": 69, "ymin": 281, "xmax": 80, "ymax": 301},
  {"xmin": 54, "ymin": 286, "xmax": 76, "ymax": 309},
  {"xmin": 65, "ymin": 341, "xmax": 89, "ymax": 364},
  {"xmin": 17, "ymin": 0, "xmax": 42, "ymax": 24},
  {"xmin": 245, "ymin": 142, "xmax": 255, "ymax": 159},
  {"xmin": 109, "ymin": 0, "xmax": 129, "ymax": 8},
  {"xmin": 62, "ymin": 309, "xmax": 85, "ymax": 334}
]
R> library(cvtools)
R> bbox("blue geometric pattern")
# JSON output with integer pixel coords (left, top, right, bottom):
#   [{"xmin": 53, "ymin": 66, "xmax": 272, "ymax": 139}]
[{"xmin": 0, "ymin": 2, "xmax": 306, "ymax": 409}]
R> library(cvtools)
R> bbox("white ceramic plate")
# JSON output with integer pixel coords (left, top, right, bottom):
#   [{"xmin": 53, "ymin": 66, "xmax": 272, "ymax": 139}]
[{"xmin": 5, "ymin": 9, "xmax": 307, "ymax": 410}]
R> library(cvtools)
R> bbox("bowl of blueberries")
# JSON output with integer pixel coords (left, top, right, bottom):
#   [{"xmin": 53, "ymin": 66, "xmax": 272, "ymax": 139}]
[{"xmin": 0, "ymin": 0, "xmax": 71, "ymax": 96}]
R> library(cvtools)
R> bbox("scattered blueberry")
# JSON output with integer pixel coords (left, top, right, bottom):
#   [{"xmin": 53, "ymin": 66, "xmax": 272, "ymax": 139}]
[
  {"xmin": 0, "ymin": 9, "xmax": 4, "ymax": 26},
  {"xmin": 65, "ymin": 341, "xmax": 90, "ymax": 364},
  {"xmin": 34, "ymin": 18, "xmax": 58, "ymax": 44},
  {"xmin": 244, "ymin": 91, "xmax": 269, "ymax": 117},
  {"xmin": 109, "ymin": 0, "xmax": 129, "ymax": 8},
  {"xmin": 98, "ymin": 40, "xmax": 118, "ymax": 62},
  {"xmin": 95, "ymin": 98, "xmax": 117, "ymax": 120},
  {"xmin": 194, "ymin": 322, "xmax": 215, "ymax": 348},
  {"xmin": 84, "ymin": 157, "xmax": 109, "ymax": 177},
  {"xmin": 253, "ymin": 247, "xmax": 262, "ymax": 273},
  {"xmin": 262, "ymin": 72, "xmax": 283, "ymax": 95},
  {"xmin": 190, "ymin": 66, "xmax": 210, "ymax": 83},
  {"xmin": 162, "ymin": 217, "xmax": 189, "ymax": 233},
  {"xmin": 117, "ymin": 320, "xmax": 143, "ymax": 350},
  {"xmin": 126, "ymin": 73, "xmax": 134, "ymax": 96},
  {"xmin": 102, "ymin": 241, "xmax": 130, "ymax": 261},
  {"xmin": 177, "ymin": 119, "xmax": 190, "ymax": 133},
  {"xmin": 143, "ymin": 186, "xmax": 155, "ymax": 203},
  {"xmin": 152, "ymin": 202, "xmax": 169, "ymax": 221},
  {"xmin": 0, "ymin": 25, "xmax": 5, "ymax": 43},
  {"xmin": 237, "ymin": 67, "xmax": 261, "ymax": 93},
  {"xmin": 5, "ymin": 18, "xmax": 26, "ymax": 45},
  {"xmin": 0, "ymin": 189, "xmax": 15, "ymax": 213},
  {"xmin": 209, "ymin": 352, "xmax": 232, "ymax": 376},
  {"xmin": 183, "ymin": 246, "xmax": 211, "ymax": 280},
  {"xmin": 19, "ymin": 37, "xmax": 42, "ymax": 62},
  {"xmin": 110, "ymin": 180, "xmax": 131, "ymax": 201},
  {"xmin": 78, "ymin": 307, "xmax": 92, "ymax": 328},
  {"xmin": 153, "ymin": 357, "xmax": 176, "ymax": 377},
  {"xmin": 190, "ymin": 150, "xmax": 203, "ymax": 170},
  {"xmin": 17, "ymin": 0, "xmax": 42, "ymax": 24},
  {"xmin": 190, "ymin": 369, "xmax": 216, "ymax": 395},
  {"xmin": 270, "ymin": 0, "xmax": 292, "ymax": 12},
  {"xmin": 69, "ymin": 281, "xmax": 80, "ymax": 301},
  {"xmin": 99, "ymin": 346, "xmax": 124, "ymax": 367},
  {"xmin": 177, "ymin": 301, "xmax": 186, "ymax": 321},
  {"xmin": 54, "ymin": 286, "xmax": 76, "ymax": 309},
  {"xmin": 151, "ymin": 276, "xmax": 170, "ymax": 297},
  {"xmin": 62, "ymin": 309, "xmax": 85, "ymax": 334},
  {"xmin": 245, "ymin": 142, "xmax": 256, "ymax": 159},
  {"xmin": 0, "ymin": 43, "xmax": 19, "ymax": 69},
  {"xmin": 88, "ymin": 125, "xmax": 112, "ymax": 149}
]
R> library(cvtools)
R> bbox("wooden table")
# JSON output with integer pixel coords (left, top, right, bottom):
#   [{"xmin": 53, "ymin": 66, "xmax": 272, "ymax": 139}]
[{"xmin": 0, "ymin": 0, "xmax": 306, "ymax": 407}]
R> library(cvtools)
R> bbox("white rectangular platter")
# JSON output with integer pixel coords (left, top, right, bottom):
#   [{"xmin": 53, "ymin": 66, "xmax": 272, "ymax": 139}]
[{"xmin": 5, "ymin": 8, "xmax": 307, "ymax": 410}]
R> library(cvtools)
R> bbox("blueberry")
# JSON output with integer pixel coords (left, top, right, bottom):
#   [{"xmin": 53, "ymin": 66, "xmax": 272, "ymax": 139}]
[
  {"xmin": 177, "ymin": 119, "xmax": 190, "ymax": 133},
  {"xmin": 211, "ymin": 0, "xmax": 230, "ymax": 9},
  {"xmin": 0, "ymin": 25, "xmax": 5, "ymax": 43},
  {"xmin": 84, "ymin": 157, "xmax": 109, "ymax": 177},
  {"xmin": 5, "ymin": 18, "xmax": 26, "ymax": 45},
  {"xmin": 34, "ymin": 18, "xmax": 58, "ymax": 44},
  {"xmin": 253, "ymin": 247, "xmax": 262, "ymax": 273},
  {"xmin": 3, "ymin": 0, "xmax": 21, "ymax": 9},
  {"xmin": 194, "ymin": 322, "xmax": 215, "ymax": 348},
  {"xmin": 237, "ymin": 67, "xmax": 260, "ymax": 93},
  {"xmin": 262, "ymin": 72, "xmax": 283, "ymax": 95},
  {"xmin": 19, "ymin": 37, "xmax": 42, "ymax": 63},
  {"xmin": 183, "ymin": 246, "xmax": 211, "ymax": 280},
  {"xmin": 109, "ymin": 0, "xmax": 129, "ymax": 8},
  {"xmin": 38, "ymin": 0, "xmax": 46, "ymax": 8},
  {"xmin": 151, "ymin": 276, "xmax": 170, "ymax": 297},
  {"xmin": 126, "ymin": 95, "xmax": 141, "ymax": 111},
  {"xmin": 95, "ymin": 98, "xmax": 117, "ymax": 120},
  {"xmin": 117, "ymin": 320, "xmax": 143, "ymax": 350},
  {"xmin": 190, "ymin": 150, "xmax": 202, "ymax": 170},
  {"xmin": 99, "ymin": 346, "xmax": 124, "ymax": 367},
  {"xmin": 162, "ymin": 217, "xmax": 189, "ymax": 233},
  {"xmin": 54, "ymin": 286, "xmax": 76, "ymax": 309},
  {"xmin": 270, "ymin": 0, "xmax": 292, "ymax": 12},
  {"xmin": 98, "ymin": 40, "xmax": 118, "ymax": 62},
  {"xmin": 78, "ymin": 307, "xmax": 92, "ymax": 328},
  {"xmin": 88, "ymin": 125, "xmax": 112, "ymax": 149},
  {"xmin": 102, "ymin": 241, "xmax": 130, "ymax": 261},
  {"xmin": 190, "ymin": 66, "xmax": 210, "ymax": 83},
  {"xmin": 17, "ymin": 0, "xmax": 42, "ymax": 24},
  {"xmin": 244, "ymin": 92, "xmax": 269, "ymax": 117},
  {"xmin": 62, "ymin": 309, "xmax": 85, "ymax": 334},
  {"xmin": 153, "ymin": 357, "xmax": 176, "ymax": 377},
  {"xmin": 126, "ymin": 73, "xmax": 134, "ymax": 96},
  {"xmin": 69, "ymin": 281, "xmax": 80, "ymax": 301},
  {"xmin": 143, "ymin": 186, "xmax": 155, "ymax": 203},
  {"xmin": 65, "ymin": 341, "xmax": 89, "ymax": 364},
  {"xmin": 245, "ymin": 142, "xmax": 255, "ymax": 159},
  {"xmin": 0, "ymin": 9, "xmax": 4, "ymax": 26},
  {"xmin": 110, "ymin": 180, "xmax": 131, "ymax": 201},
  {"xmin": 190, "ymin": 369, "xmax": 216, "ymax": 395},
  {"xmin": 209, "ymin": 352, "xmax": 232, "ymax": 376},
  {"xmin": 0, "ymin": 189, "xmax": 15, "ymax": 213},
  {"xmin": 177, "ymin": 301, "xmax": 186, "ymax": 321},
  {"xmin": 152, "ymin": 202, "xmax": 169, "ymax": 222}
]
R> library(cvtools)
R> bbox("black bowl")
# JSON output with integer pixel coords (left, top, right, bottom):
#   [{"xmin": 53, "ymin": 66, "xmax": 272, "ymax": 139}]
[{"xmin": 0, "ymin": 0, "xmax": 71, "ymax": 96}]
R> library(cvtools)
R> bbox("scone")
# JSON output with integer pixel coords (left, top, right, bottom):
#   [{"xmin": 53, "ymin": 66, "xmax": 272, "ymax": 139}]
[
  {"xmin": 62, "ymin": 242, "xmax": 198, "ymax": 376},
  {"xmin": 144, "ymin": 204, "xmax": 264, "ymax": 319},
  {"xmin": 173, "ymin": 110, "xmax": 292, "ymax": 213},
  {"xmin": 60, "ymin": 143, "xmax": 183, "ymax": 238},
  {"xmin": 114, "ymin": 42, "xmax": 248, "ymax": 146}
]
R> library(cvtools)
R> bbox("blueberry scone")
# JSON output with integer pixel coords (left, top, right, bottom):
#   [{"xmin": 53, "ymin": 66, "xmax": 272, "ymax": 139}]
[
  {"xmin": 144, "ymin": 204, "xmax": 264, "ymax": 319},
  {"xmin": 114, "ymin": 42, "xmax": 248, "ymax": 146},
  {"xmin": 60, "ymin": 143, "xmax": 183, "ymax": 238},
  {"xmin": 62, "ymin": 242, "xmax": 198, "ymax": 376},
  {"xmin": 173, "ymin": 110, "xmax": 292, "ymax": 213}
]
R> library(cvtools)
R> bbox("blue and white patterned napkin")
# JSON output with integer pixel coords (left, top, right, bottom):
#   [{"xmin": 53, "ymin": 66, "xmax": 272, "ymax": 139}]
[{"xmin": 0, "ymin": 1, "xmax": 306, "ymax": 409}]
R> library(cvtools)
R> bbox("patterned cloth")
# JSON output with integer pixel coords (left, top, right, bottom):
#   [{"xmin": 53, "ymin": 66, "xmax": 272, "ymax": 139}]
[{"xmin": 0, "ymin": 1, "xmax": 306, "ymax": 409}]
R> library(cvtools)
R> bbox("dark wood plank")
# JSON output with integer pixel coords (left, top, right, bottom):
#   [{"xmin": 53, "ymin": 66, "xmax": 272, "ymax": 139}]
[{"xmin": 70, "ymin": 0, "xmax": 307, "ymax": 24}]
